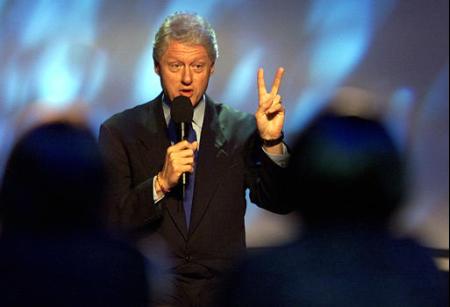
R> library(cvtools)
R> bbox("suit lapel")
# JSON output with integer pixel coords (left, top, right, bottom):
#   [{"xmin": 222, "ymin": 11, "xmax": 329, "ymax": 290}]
[
  {"xmin": 138, "ymin": 94, "xmax": 189, "ymax": 239},
  {"xmin": 189, "ymin": 97, "xmax": 229, "ymax": 235},
  {"xmin": 136, "ymin": 94, "xmax": 169, "ymax": 158}
]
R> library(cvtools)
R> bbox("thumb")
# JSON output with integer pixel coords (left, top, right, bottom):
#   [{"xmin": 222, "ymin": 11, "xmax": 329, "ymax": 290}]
[
  {"xmin": 192, "ymin": 141, "xmax": 199, "ymax": 151},
  {"xmin": 257, "ymin": 99, "xmax": 272, "ymax": 115}
]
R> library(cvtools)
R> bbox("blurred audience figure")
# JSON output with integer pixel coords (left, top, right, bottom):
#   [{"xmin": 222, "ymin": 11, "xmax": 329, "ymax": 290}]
[
  {"xmin": 219, "ymin": 113, "xmax": 446, "ymax": 307},
  {"xmin": 0, "ymin": 121, "xmax": 151, "ymax": 307}
]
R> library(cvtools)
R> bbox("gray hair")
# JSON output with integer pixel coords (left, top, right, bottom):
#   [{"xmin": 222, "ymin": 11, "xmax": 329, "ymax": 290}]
[{"xmin": 153, "ymin": 12, "xmax": 219, "ymax": 64}]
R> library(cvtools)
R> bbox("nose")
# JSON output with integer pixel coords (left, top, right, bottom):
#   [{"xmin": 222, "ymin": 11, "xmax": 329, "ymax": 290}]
[{"xmin": 181, "ymin": 66, "xmax": 193, "ymax": 85}]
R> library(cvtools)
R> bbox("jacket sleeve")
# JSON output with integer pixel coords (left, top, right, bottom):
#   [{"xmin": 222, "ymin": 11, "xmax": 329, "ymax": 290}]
[
  {"xmin": 245, "ymin": 132, "xmax": 293, "ymax": 215},
  {"xmin": 98, "ymin": 123, "xmax": 163, "ymax": 233}
]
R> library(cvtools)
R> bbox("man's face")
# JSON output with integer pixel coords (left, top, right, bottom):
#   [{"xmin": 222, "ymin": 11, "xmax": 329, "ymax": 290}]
[{"xmin": 155, "ymin": 40, "xmax": 215, "ymax": 106}]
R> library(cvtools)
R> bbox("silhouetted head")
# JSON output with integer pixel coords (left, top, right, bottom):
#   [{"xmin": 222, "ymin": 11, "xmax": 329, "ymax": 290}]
[
  {"xmin": 286, "ymin": 114, "xmax": 405, "ymax": 230},
  {"xmin": 0, "ymin": 122, "xmax": 106, "ymax": 234}
]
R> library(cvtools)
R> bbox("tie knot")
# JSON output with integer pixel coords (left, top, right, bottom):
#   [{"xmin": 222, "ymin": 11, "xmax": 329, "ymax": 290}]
[{"xmin": 168, "ymin": 120, "xmax": 197, "ymax": 144}]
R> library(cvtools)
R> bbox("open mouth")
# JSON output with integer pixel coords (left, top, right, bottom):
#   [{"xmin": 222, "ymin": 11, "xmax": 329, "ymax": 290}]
[{"xmin": 180, "ymin": 89, "xmax": 193, "ymax": 96}]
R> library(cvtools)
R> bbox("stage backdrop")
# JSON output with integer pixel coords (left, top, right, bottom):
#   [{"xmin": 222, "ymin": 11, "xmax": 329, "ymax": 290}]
[{"xmin": 0, "ymin": 0, "xmax": 448, "ymax": 259}]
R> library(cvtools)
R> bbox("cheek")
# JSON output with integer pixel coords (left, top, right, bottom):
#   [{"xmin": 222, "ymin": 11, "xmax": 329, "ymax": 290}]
[
  {"xmin": 161, "ymin": 73, "xmax": 178, "ymax": 88},
  {"xmin": 161, "ymin": 70, "xmax": 172, "ymax": 81},
  {"xmin": 196, "ymin": 74, "xmax": 210, "ymax": 88}
]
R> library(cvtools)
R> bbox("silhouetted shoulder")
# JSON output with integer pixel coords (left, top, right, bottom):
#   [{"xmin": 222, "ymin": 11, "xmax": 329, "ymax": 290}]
[{"xmin": 220, "ymin": 232, "xmax": 445, "ymax": 307}]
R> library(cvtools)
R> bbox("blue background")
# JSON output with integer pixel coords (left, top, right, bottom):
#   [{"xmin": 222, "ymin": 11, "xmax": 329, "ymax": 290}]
[{"xmin": 0, "ymin": 0, "xmax": 448, "ymax": 250}]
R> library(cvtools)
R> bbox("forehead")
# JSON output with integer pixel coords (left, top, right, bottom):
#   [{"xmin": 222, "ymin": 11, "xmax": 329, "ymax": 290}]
[{"xmin": 162, "ymin": 40, "xmax": 210, "ymax": 62}]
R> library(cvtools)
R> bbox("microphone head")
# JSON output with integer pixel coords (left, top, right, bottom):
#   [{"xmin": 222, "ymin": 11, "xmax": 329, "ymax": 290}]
[{"xmin": 170, "ymin": 96, "xmax": 194, "ymax": 124}]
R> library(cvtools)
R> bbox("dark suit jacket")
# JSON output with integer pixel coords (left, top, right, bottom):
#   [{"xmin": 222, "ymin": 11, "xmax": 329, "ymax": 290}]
[{"xmin": 99, "ymin": 94, "xmax": 289, "ymax": 281}]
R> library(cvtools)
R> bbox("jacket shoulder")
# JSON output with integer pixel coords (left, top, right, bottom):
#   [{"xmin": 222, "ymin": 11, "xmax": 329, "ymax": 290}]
[
  {"xmin": 101, "ymin": 102, "xmax": 151, "ymax": 130},
  {"xmin": 214, "ymin": 102, "xmax": 256, "ymax": 136}
]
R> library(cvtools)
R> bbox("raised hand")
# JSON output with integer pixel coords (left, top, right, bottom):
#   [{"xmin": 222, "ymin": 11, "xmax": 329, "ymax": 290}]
[{"xmin": 255, "ymin": 67, "xmax": 285, "ymax": 149}]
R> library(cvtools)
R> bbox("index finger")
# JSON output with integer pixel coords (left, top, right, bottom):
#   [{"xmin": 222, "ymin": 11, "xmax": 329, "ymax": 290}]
[
  {"xmin": 257, "ymin": 68, "xmax": 267, "ymax": 98},
  {"xmin": 172, "ymin": 140, "xmax": 195, "ymax": 151},
  {"xmin": 270, "ymin": 67, "xmax": 285, "ymax": 95}
]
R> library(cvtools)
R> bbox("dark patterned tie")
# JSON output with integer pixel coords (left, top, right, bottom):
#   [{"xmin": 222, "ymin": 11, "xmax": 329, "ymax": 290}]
[{"xmin": 168, "ymin": 120, "xmax": 197, "ymax": 228}]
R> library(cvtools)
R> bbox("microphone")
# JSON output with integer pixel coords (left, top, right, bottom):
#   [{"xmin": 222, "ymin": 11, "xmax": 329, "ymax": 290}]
[{"xmin": 170, "ymin": 96, "xmax": 194, "ymax": 199}]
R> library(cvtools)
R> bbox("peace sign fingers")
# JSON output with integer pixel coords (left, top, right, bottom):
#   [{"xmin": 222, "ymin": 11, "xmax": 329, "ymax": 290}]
[
  {"xmin": 257, "ymin": 68, "xmax": 268, "ymax": 102},
  {"xmin": 257, "ymin": 67, "xmax": 285, "ymax": 105},
  {"xmin": 255, "ymin": 66, "xmax": 286, "ymax": 147},
  {"xmin": 270, "ymin": 67, "xmax": 285, "ymax": 96}
]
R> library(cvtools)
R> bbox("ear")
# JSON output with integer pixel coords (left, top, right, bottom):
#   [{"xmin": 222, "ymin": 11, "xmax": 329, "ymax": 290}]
[
  {"xmin": 210, "ymin": 63, "xmax": 215, "ymax": 75},
  {"xmin": 154, "ymin": 63, "xmax": 161, "ymax": 75}
]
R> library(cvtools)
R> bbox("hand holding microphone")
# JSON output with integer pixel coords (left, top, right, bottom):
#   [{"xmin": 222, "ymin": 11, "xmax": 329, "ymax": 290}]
[{"xmin": 157, "ymin": 96, "xmax": 197, "ymax": 196}]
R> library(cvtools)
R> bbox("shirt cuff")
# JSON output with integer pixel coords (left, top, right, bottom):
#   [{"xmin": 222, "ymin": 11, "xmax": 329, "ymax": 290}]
[
  {"xmin": 153, "ymin": 176, "xmax": 165, "ymax": 204},
  {"xmin": 262, "ymin": 143, "xmax": 290, "ymax": 168}
]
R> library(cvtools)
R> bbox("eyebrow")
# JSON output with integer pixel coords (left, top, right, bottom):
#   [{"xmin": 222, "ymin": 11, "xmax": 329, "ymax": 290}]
[{"xmin": 164, "ymin": 54, "xmax": 210, "ymax": 63}]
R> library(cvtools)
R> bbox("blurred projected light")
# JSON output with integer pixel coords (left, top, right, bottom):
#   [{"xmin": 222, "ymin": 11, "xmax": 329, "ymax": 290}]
[
  {"xmin": 402, "ymin": 64, "xmax": 449, "ymax": 232},
  {"xmin": 36, "ymin": 42, "xmax": 82, "ymax": 107},
  {"xmin": 422, "ymin": 63, "xmax": 449, "ymax": 116},
  {"xmin": 21, "ymin": 0, "xmax": 101, "ymax": 48},
  {"xmin": 79, "ymin": 47, "xmax": 108, "ymax": 102},
  {"xmin": 3, "ymin": 61, "xmax": 29, "ymax": 112},
  {"xmin": 3, "ymin": 43, "xmax": 106, "ymax": 111},
  {"xmin": 310, "ymin": 31, "xmax": 368, "ymax": 85},
  {"xmin": 0, "ymin": 122, "xmax": 14, "ymax": 182},
  {"xmin": 0, "ymin": 0, "xmax": 5, "ymax": 11},
  {"xmin": 418, "ymin": 63, "xmax": 449, "ymax": 185},
  {"xmin": 163, "ymin": 0, "xmax": 219, "ymax": 17},
  {"xmin": 21, "ymin": 0, "xmax": 58, "ymax": 47},
  {"xmin": 221, "ymin": 48, "xmax": 263, "ymax": 107},
  {"xmin": 288, "ymin": 0, "xmax": 397, "ymax": 133},
  {"xmin": 385, "ymin": 87, "xmax": 415, "ymax": 151},
  {"xmin": 2, "ymin": 0, "xmax": 103, "ymax": 108},
  {"xmin": 286, "ymin": 87, "xmax": 337, "ymax": 135},
  {"xmin": 134, "ymin": 47, "xmax": 162, "ymax": 103}
]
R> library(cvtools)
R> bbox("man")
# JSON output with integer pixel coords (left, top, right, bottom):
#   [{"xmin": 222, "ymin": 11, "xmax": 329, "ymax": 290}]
[
  {"xmin": 219, "ymin": 113, "xmax": 446, "ymax": 307},
  {"xmin": 0, "ymin": 121, "xmax": 150, "ymax": 307},
  {"xmin": 99, "ymin": 12, "xmax": 290, "ymax": 306}
]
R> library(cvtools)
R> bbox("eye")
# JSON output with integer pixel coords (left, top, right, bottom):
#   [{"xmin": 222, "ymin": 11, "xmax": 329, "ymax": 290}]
[
  {"xmin": 191, "ymin": 63, "xmax": 205, "ymax": 72},
  {"xmin": 168, "ymin": 62, "xmax": 183, "ymax": 72}
]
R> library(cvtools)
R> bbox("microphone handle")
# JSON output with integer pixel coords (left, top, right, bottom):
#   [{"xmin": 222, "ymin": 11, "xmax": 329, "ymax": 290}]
[
  {"xmin": 182, "ymin": 173, "xmax": 186, "ymax": 200},
  {"xmin": 180, "ymin": 122, "xmax": 187, "ymax": 200}
]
